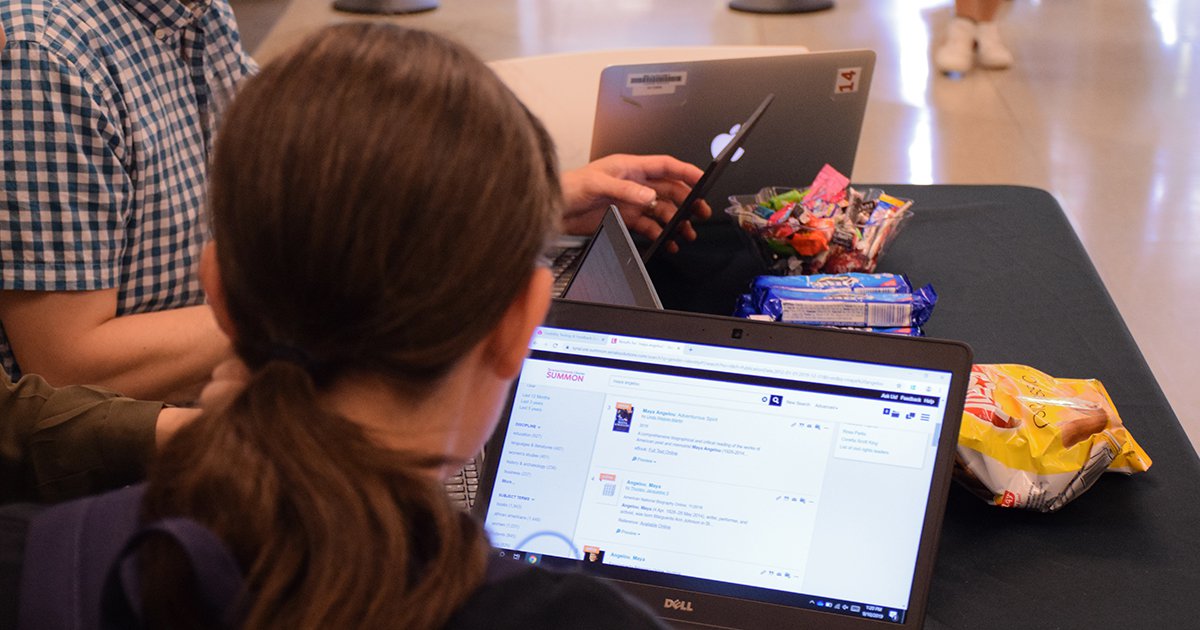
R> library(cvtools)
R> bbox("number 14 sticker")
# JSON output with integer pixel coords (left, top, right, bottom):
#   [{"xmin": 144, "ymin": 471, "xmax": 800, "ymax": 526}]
[{"xmin": 835, "ymin": 67, "xmax": 862, "ymax": 94}]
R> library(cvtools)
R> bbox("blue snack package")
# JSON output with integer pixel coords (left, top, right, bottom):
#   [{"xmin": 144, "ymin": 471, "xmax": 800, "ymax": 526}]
[
  {"xmin": 760, "ymin": 284, "xmax": 937, "ymax": 327},
  {"xmin": 751, "ymin": 273, "xmax": 913, "ymax": 301},
  {"xmin": 734, "ymin": 293, "xmax": 759, "ymax": 318},
  {"xmin": 831, "ymin": 326, "xmax": 925, "ymax": 337}
]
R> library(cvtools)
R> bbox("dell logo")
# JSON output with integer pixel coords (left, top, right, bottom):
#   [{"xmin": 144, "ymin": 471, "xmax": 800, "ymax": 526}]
[{"xmin": 663, "ymin": 598, "xmax": 695, "ymax": 612}]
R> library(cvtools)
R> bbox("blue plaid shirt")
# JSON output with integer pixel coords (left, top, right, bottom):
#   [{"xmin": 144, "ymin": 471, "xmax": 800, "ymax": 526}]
[{"xmin": 0, "ymin": 0, "xmax": 256, "ymax": 379}]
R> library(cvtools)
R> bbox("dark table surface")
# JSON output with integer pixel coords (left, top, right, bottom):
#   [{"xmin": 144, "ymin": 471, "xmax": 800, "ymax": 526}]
[{"xmin": 648, "ymin": 184, "xmax": 1200, "ymax": 629}]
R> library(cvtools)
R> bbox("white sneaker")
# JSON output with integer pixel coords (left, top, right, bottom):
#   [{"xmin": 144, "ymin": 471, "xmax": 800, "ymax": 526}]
[
  {"xmin": 976, "ymin": 21, "xmax": 1014, "ymax": 69},
  {"xmin": 935, "ymin": 17, "xmax": 976, "ymax": 74}
]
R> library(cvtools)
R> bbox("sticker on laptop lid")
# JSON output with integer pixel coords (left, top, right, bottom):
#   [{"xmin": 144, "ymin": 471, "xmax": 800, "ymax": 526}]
[
  {"xmin": 627, "ymin": 71, "xmax": 688, "ymax": 96},
  {"xmin": 835, "ymin": 67, "xmax": 862, "ymax": 94}
]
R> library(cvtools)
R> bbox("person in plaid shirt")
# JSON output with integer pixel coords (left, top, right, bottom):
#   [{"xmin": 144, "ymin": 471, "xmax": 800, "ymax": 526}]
[
  {"xmin": 0, "ymin": 0, "xmax": 256, "ymax": 401},
  {"xmin": 0, "ymin": 0, "xmax": 710, "ymax": 405}
]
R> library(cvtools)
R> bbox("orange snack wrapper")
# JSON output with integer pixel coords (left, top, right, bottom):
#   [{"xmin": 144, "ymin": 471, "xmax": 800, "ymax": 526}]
[{"xmin": 953, "ymin": 364, "xmax": 1151, "ymax": 512}]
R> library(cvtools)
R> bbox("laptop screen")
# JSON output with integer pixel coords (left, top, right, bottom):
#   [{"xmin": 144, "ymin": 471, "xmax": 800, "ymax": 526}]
[
  {"xmin": 478, "ymin": 305, "xmax": 967, "ymax": 628},
  {"xmin": 563, "ymin": 206, "xmax": 662, "ymax": 309}
]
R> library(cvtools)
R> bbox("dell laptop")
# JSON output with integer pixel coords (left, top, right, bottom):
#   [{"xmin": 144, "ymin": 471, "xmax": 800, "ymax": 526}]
[{"xmin": 474, "ymin": 300, "xmax": 971, "ymax": 629}]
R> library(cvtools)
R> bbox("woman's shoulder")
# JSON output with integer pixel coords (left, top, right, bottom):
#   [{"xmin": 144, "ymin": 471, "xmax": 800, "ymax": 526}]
[{"xmin": 446, "ymin": 562, "xmax": 668, "ymax": 630}]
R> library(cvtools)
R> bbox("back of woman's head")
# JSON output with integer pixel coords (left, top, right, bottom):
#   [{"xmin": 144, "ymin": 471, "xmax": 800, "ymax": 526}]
[
  {"xmin": 209, "ymin": 23, "xmax": 559, "ymax": 385},
  {"xmin": 142, "ymin": 24, "xmax": 560, "ymax": 629}
]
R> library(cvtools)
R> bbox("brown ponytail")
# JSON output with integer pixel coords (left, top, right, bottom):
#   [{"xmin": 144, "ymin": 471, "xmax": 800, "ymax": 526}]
[
  {"xmin": 141, "ymin": 23, "xmax": 560, "ymax": 628},
  {"xmin": 144, "ymin": 361, "xmax": 490, "ymax": 628}
]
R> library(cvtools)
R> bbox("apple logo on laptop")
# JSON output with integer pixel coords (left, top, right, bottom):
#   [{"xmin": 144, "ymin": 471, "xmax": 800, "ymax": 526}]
[{"xmin": 710, "ymin": 124, "xmax": 746, "ymax": 162}]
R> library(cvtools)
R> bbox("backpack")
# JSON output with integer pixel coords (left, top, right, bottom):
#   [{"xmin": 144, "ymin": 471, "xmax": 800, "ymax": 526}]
[
  {"xmin": 17, "ymin": 484, "xmax": 528, "ymax": 629},
  {"xmin": 18, "ymin": 483, "xmax": 248, "ymax": 629}
]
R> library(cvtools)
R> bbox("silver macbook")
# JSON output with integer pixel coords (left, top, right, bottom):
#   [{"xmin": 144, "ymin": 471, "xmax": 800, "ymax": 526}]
[
  {"xmin": 590, "ymin": 50, "xmax": 875, "ymax": 209},
  {"xmin": 476, "ymin": 300, "xmax": 971, "ymax": 629}
]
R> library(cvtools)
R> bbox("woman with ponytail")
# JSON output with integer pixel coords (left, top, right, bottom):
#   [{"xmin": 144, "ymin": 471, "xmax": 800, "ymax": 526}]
[{"xmin": 2, "ymin": 23, "xmax": 666, "ymax": 630}]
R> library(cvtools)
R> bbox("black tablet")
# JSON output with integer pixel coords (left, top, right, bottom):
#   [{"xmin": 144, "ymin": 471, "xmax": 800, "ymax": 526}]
[{"xmin": 640, "ymin": 93, "xmax": 774, "ymax": 263}]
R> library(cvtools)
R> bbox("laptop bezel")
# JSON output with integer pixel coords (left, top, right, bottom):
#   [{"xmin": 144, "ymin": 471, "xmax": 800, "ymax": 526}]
[{"xmin": 474, "ymin": 299, "xmax": 972, "ymax": 629}]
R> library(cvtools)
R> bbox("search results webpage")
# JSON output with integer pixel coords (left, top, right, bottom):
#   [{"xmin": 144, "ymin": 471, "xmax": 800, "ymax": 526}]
[{"xmin": 483, "ymin": 327, "xmax": 952, "ymax": 619}]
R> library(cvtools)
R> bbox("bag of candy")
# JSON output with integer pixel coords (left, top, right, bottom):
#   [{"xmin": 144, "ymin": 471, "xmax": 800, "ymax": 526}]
[
  {"xmin": 725, "ymin": 165, "xmax": 913, "ymax": 275},
  {"xmin": 954, "ymin": 364, "xmax": 1152, "ymax": 512}
]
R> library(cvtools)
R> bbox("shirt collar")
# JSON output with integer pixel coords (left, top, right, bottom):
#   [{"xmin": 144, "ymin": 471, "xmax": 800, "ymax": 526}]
[{"xmin": 120, "ymin": 0, "xmax": 213, "ymax": 33}]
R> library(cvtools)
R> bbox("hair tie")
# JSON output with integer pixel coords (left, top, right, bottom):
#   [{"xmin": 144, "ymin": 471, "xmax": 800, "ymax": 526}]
[{"xmin": 266, "ymin": 343, "xmax": 315, "ymax": 371}]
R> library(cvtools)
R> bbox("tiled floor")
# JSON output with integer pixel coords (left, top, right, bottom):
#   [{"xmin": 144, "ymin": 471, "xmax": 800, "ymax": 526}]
[{"xmin": 233, "ymin": 0, "xmax": 1199, "ymax": 454}]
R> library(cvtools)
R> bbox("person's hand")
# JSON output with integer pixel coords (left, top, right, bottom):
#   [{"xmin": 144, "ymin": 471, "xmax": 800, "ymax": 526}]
[
  {"xmin": 197, "ymin": 358, "xmax": 252, "ymax": 415},
  {"xmin": 560, "ymin": 154, "xmax": 711, "ymax": 253},
  {"xmin": 155, "ymin": 358, "xmax": 250, "ymax": 449},
  {"xmin": 155, "ymin": 407, "xmax": 201, "ymax": 449}
]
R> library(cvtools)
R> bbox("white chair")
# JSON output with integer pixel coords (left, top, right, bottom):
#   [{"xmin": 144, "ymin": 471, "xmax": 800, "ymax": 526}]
[{"xmin": 488, "ymin": 46, "xmax": 807, "ymax": 170}]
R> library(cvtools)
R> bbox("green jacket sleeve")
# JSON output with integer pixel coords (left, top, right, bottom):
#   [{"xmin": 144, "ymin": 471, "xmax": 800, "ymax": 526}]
[{"xmin": 0, "ymin": 372, "xmax": 163, "ymax": 503}]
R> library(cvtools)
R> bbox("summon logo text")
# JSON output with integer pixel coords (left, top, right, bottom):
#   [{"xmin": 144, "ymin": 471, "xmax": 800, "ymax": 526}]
[{"xmin": 545, "ymin": 369, "xmax": 585, "ymax": 382}]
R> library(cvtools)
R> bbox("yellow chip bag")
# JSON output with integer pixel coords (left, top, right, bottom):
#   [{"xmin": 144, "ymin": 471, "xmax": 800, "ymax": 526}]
[{"xmin": 953, "ymin": 364, "xmax": 1151, "ymax": 512}]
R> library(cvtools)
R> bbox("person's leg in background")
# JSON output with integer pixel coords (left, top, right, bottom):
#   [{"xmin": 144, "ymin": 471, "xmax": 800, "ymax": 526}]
[{"xmin": 935, "ymin": 0, "xmax": 1014, "ymax": 74}]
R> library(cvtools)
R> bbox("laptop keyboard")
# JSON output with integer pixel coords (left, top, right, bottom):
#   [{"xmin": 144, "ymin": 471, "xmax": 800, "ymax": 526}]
[
  {"xmin": 547, "ymin": 245, "xmax": 583, "ymax": 297},
  {"xmin": 446, "ymin": 456, "xmax": 481, "ymax": 511}
]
